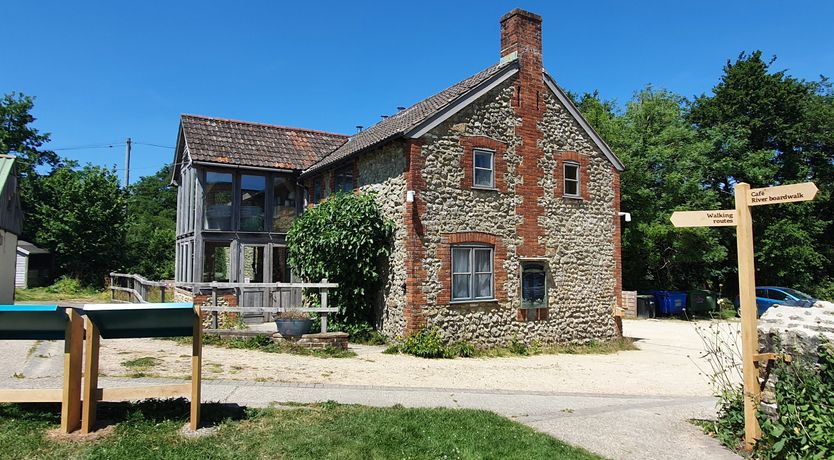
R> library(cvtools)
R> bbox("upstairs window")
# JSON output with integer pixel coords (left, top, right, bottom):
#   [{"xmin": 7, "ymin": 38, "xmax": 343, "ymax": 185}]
[
  {"xmin": 521, "ymin": 263, "xmax": 547, "ymax": 309},
  {"xmin": 334, "ymin": 168, "xmax": 354, "ymax": 193},
  {"xmin": 451, "ymin": 245, "xmax": 494, "ymax": 301},
  {"xmin": 473, "ymin": 149, "xmax": 495, "ymax": 188},
  {"xmin": 563, "ymin": 162, "xmax": 580, "ymax": 198},
  {"xmin": 240, "ymin": 174, "xmax": 266, "ymax": 231},
  {"xmin": 312, "ymin": 178, "xmax": 323, "ymax": 203},
  {"xmin": 272, "ymin": 176, "xmax": 296, "ymax": 233},
  {"xmin": 204, "ymin": 171, "xmax": 233, "ymax": 230}
]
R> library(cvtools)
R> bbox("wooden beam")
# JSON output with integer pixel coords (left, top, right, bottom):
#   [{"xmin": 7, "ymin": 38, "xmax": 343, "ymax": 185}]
[
  {"xmin": 60, "ymin": 308, "xmax": 83, "ymax": 434},
  {"xmin": 191, "ymin": 305, "xmax": 202, "ymax": 431},
  {"xmin": 96, "ymin": 384, "xmax": 190, "ymax": 401},
  {"xmin": 81, "ymin": 318, "xmax": 100, "ymax": 435},
  {"xmin": 735, "ymin": 183, "xmax": 762, "ymax": 450},
  {"xmin": 0, "ymin": 388, "xmax": 62, "ymax": 403}
]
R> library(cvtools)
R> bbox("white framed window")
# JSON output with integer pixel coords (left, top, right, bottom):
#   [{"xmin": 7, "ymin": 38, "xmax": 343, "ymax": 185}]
[
  {"xmin": 451, "ymin": 245, "xmax": 494, "ymax": 301},
  {"xmin": 473, "ymin": 149, "xmax": 495, "ymax": 188},
  {"xmin": 520, "ymin": 263, "xmax": 547, "ymax": 309},
  {"xmin": 563, "ymin": 162, "xmax": 580, "ymax": 197}
]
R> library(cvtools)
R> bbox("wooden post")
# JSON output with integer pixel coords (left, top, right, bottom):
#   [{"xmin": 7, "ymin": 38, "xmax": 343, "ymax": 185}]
[
  {"xmin": 60, "ymin": 308, "xmax": 83, "ymax": 433},
  {"xmin": 320, "ymin": 279, "xmax": 328, "ymax": 333},
  {"xmin": 160, "ymin": 285, "xmax": 167, "ymax": 303},
  {"xmin": 735, "ymin": 182, "xmax": 762, "ymax": 450},
  {"xmin": 110, "ymin": 276, "xmax": 115, "ymax": 302},
  {"xmin": 81, "ymin": 318, "xmax": 100, "ymax": 434},
  {"xmin": 211, "ymin": 284, "xmax": 219, "ymax": 329},
  {"xmin": 190, "ymin": 305, "xmax": 202, "ymax": 431}
]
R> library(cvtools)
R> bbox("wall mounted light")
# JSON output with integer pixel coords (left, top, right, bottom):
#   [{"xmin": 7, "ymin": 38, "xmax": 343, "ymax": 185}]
[
  {"xmin": 406, "ymin": 190, "xmax": 415, "ymax": 203},
  {"xmin": 619, "ymin": 211, "xmax": 632, "ymax": 222}
]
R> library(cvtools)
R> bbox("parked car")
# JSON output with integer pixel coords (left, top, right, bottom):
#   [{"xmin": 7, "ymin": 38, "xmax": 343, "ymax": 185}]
[{"xmin": 734, "ymin": 286, "xmax": 817, "ymax": 317}]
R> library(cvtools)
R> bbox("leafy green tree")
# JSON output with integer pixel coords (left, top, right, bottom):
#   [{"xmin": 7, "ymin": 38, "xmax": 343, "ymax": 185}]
[
  {"xmin": 124, "ymin": 165, "xmax": 177, "ymax": 279},
  {"xmin": 0, "ymin": 92, "xmax": 61, "ymax": 241},
  {"xmin": 286, "ymin": 192, "xmax": 394, "ymax": 326},
  {"xmin": 31, "ymin": 164, "xmax": 126, "ymax": 286},
  {"xmin": 690, "ymin": 51, "xmax": 834, "ymax": 297},
  {"xmin": 579, "ymin": 88, "xmax": 728, "ymax": 290}
]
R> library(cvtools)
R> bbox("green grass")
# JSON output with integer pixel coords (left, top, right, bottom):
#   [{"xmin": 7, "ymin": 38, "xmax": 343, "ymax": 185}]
[
  {"xmin": 14, "ymin": 287, "xmax": 110, "ymax": 302},
  {"xmin": 172, "ymin": 334, "xmax": 356, "ymax": 359},
  {"xmin": 0, "ymin": 400, "xmax": 601, "ymax": 459}
]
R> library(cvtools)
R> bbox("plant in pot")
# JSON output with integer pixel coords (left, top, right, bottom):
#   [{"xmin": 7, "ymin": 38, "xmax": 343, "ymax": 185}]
[{"xmin": 274, "ymin": 307, "xmax": 313, "ymax": 338}]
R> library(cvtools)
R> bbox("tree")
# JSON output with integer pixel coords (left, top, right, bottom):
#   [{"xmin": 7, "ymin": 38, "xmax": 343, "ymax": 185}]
[
  {"xmin": 0, "ymin": 92, "xmax": 61, "ymax": 241},
  {"xmin": 690, "ymin": 51, "xmax": 834, "ymax": 297},
  {"xmin": 32, "ymin": 164, "xmax": 126, "ymax": 286},
  {"xmin": 286, "ymin": 192, "xmax": 394, "ymax": 327},
  {"xmin": 578, "ymin": 88, "xmax": 728, "ymax": 291},
  {"xmin": 124, "ymin": 165, "xmax": 177, "ymax": 279}
]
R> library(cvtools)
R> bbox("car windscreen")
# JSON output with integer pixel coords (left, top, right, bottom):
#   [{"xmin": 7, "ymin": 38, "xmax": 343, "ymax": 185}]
[{"xmin": 780, "ymin": 288, "xmax": 814, "ymax": 301}]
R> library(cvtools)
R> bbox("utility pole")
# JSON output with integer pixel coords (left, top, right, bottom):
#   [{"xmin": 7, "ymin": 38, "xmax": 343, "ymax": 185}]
[{"xmin": 124, "ymin": 137, "xmax": 132, "ymax": 189}]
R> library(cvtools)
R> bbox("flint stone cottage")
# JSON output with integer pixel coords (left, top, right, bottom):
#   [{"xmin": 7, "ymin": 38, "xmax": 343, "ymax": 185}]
[{"xmin": 172, "ymin": 9, "xmax": 625, "ymax": 345}]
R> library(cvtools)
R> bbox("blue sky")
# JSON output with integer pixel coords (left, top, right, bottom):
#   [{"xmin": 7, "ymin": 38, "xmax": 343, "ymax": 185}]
[{"xmin": 2, "ymin": 0, "xmax": 832, "ymax": 184}]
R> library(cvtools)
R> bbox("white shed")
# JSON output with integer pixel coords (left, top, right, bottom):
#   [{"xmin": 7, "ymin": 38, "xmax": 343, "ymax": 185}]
[{"xmin": 0, "ymin": 155, "xmax": 23, "ymax": 304}]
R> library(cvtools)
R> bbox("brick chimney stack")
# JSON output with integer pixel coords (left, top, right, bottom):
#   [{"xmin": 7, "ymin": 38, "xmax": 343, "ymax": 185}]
[
  {"xmin": 501, "ymin": 9, "xmax": 547, "ymax": 258},
  {"xmin": 500, "ymin": 9, "xmax": 542, "ymax": 66}
]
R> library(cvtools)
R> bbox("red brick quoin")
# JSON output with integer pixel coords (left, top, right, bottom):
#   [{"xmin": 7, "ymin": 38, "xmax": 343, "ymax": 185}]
[
  {"xmin": 459, "ymin": 135, "xmax": 508, "ymax": 192},
  {"xmin": 403, "ymin": 139, "xmax": 427, "ymax": 334},
  {"xmin": 437, "ymin": 232, "xmax": 508, "ymax": 305},
  {"xmin": 553, "ymin": 151, "xmax": 590, "ymax": 200}
]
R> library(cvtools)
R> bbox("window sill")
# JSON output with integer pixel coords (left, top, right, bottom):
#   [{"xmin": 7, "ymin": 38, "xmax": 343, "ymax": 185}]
[
  {"xmin": 449, "ymin": 298, "xmax": 499, "ymax": 306},
  {"xmin": 562, "ymin": 195, "xmax": 583, "ymax": 201},
  {"xmin": 472, "ymin": 186, "xmax": 499, "ymax": 192}
]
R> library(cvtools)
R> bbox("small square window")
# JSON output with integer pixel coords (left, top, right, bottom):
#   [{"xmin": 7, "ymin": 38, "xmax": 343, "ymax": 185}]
[
  {"xmin": 473, "ymin": 149, "xmax": 495, "ymax": 188},
  {"xmin": 563, "ymin": 162, "xmax": 580, "ymax": 197}
]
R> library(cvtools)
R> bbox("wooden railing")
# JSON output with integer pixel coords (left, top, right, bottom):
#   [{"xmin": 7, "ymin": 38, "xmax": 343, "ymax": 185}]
[
  {"xmin": 178, "ymin": 279, "xmax": 338, "ymax": 332},
  {"xmin": 109, "ymin": 273, "xmax": 170, "ymax": 303}
]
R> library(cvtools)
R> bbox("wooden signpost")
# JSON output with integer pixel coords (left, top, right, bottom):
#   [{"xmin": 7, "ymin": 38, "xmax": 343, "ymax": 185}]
[{"xmin": 671, "ymin": 181, "xmax": 819, "ymax": 451}]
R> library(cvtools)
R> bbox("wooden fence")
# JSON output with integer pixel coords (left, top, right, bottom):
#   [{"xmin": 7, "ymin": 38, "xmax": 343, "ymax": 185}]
[
  {"xmin": 176, "ymin": 280, "xmax": 339, "ymax": 333},
  {"xmin": 109, "ymin": 272, "xmax": 170, "ymax": 303}
]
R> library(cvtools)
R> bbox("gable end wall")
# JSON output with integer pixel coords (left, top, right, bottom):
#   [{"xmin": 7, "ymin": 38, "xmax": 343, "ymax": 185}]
[{"xmin": 407, "ymin": 75, "xmax": 618, "ymax": 346}]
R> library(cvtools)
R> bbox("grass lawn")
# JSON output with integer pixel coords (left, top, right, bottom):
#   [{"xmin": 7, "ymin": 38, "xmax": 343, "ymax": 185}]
[
  {"xmin": 14, "ymin": 287, "xmax": 110, "ymax": 303},
  {"xmin": 0, "ymin": 400, "xmax": 602, "ymax": 460}
]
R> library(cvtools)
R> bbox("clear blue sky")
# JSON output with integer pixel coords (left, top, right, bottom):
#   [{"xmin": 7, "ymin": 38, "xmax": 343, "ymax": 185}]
[{"xmin": 3, "ymin": 0, "xmax": 832, "ymax": 184}]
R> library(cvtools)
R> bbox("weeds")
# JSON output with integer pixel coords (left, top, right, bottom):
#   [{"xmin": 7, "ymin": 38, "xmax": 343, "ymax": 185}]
[{"xmin": 386, "ymin": 327, "xmax": 637, "ymax": 359}]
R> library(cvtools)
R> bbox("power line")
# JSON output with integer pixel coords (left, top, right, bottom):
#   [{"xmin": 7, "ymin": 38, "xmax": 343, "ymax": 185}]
[
  {"xmin": 51, "ymin": 143, "xmax": 124, "ymax": 151},
  {"xmin": 133, "ymin": 141, "xmax": 174, "ymax": 149}
]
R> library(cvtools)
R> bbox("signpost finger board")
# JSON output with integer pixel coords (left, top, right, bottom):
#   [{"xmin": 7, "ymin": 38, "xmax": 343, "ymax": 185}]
[{"xmin": 670, "ymin": 181, "xmax": 818, "ymax": 451}]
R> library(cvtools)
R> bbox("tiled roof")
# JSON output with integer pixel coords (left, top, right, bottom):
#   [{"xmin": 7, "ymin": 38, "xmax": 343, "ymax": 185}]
[
  {"xmin": 180, "ymin": 115, "xmax": 348, "ymax": 171},
  {"xmin": 303, "ymin": 61, "xmax": 514, "ymax": 176}
]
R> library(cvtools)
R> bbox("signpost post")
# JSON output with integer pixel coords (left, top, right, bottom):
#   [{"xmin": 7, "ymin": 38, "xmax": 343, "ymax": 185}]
[{"xmin": 670, "ymin": 181, "xmax": 818, "ymax": 451}]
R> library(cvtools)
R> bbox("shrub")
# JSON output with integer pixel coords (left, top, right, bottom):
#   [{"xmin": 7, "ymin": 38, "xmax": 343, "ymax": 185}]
[
  {"xmin": 755, "ymin": 342, "xmax": 834, "ymax": 459},
  {"xmin": 401, "ymin": 327, "xmax": 448, "ymax": 359},
  {"xmin": 286, "ymin": 192, "xmax": 394, "ymax": 328},
  {"xmin": 44, "ymin": 277, "xmax": 87, "ymax": 294}
]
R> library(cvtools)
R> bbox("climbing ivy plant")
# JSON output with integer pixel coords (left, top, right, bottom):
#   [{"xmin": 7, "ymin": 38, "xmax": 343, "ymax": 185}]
[{"xmin": 286, "ymin": 192, "xmax": 394, "ymax": 327}]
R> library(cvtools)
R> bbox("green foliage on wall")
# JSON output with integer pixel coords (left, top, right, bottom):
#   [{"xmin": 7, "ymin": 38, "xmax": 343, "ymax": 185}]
[{"xmin": 286, "ymin": 192, "xmax": 395, "ymax": 326}]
